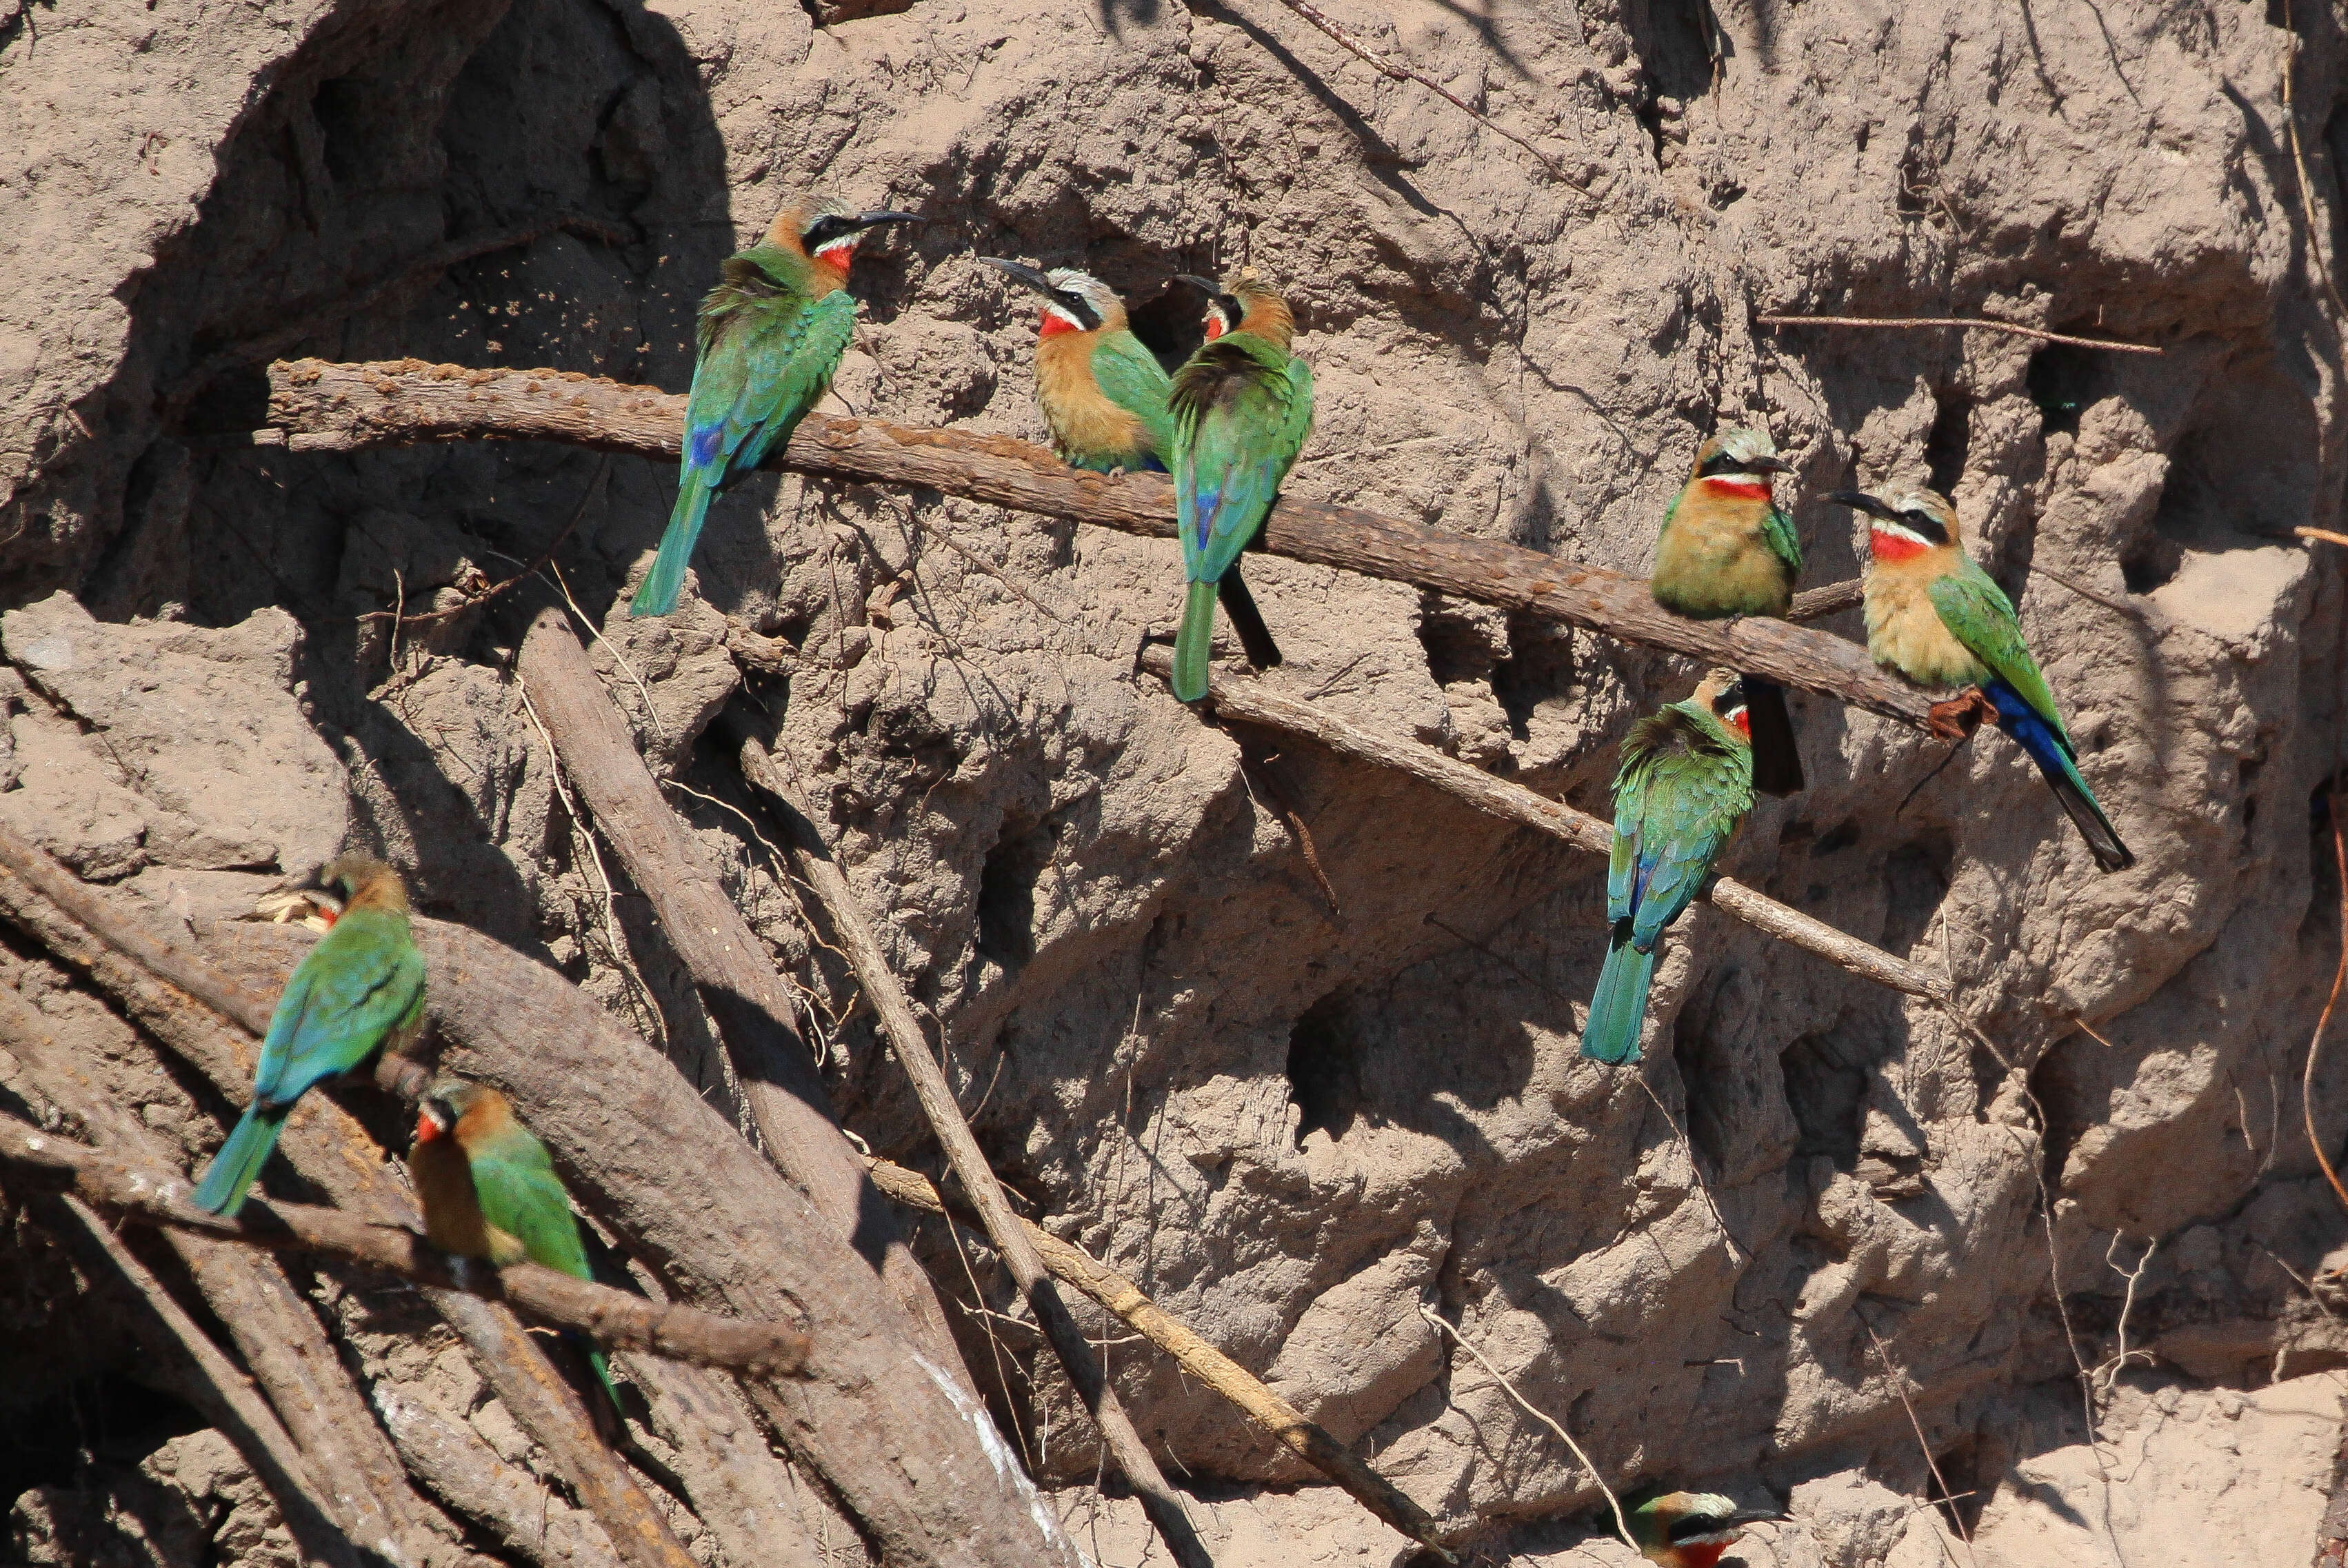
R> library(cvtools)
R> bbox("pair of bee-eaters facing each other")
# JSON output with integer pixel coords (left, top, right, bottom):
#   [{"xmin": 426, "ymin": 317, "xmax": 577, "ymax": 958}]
[
  {"xmin": 629, "ymin": 195, "xmax": 1308, "ymax": 707},
  {"xmin": 189, "ymin": 858, "xmax": 618, "ymax": 1408},
  {"xmin": 179, "ymin": 858, "xmax": 1786, "ymax": 1558},
  {"xmin": 1580, "ymin": 427, "xmax": 2137, "ymax": 1064}
]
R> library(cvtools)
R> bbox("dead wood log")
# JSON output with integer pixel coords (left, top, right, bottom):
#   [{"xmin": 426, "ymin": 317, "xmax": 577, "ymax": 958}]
[
  {"xmin": 512, "ymin": 604, "xmax": 965, "ymax": 1369},
  {"xmin": 0, "ymin": 830, "xmax": 705, "ymax": 1568},
  {"xmin": 0, "ymin": 1113, "xmax": 812, "ymax": 1378},
  {"xmin": 0, "ymin": 982, "xmax": 461, "ymax": 1568},
  {"xmin": 624, "ymin": 1359, "xmax": 834, "ymax": 1568},
  {"xmin": 261, "ymin": 358, "xmax": 1946, "ymax": 731},
  {"xmin": 0, "ymin": 832, "xmax": 1089, "ymax": 1568},
  {"xmin": 1140, "ymin": 649, "xmax": 1951, "ymax": 1004},
  {"xmin": 727, "ymin": 727, "xmax": 1214, "ymax": 1568},
  {"xmin": 35, "ymin": 1193, "xmax": 365, "ymax": 1568},
  {"xmin": 864, "ymin": 1157, "xmax": 1464, "ymax": 1556}
]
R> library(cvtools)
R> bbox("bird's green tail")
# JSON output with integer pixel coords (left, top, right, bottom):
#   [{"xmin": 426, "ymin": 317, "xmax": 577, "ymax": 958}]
[
  {"xmin": 1580, "ymin": 928, "xmax": 1658, "ymax": 1065},
  {"xmin": 630, "ymin": 470, "xmax": 715, "ymax": 618},
  {"xmin": 2035, "ymin": 743, "xmax": 2135, "ymax": 873},
  {"xmin": 191, "ymin": 1103, "xmax": 290, "ymax": 1217},
  {"xmin": 586, "ymin": 1345, "xmax": 623, "ymax": 1413},
  {"xmin": 1172, "ymin": 578, "xmax": 1220, "ymax": 703}
]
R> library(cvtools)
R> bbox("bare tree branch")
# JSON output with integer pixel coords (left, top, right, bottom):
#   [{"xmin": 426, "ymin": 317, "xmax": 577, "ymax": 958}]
[
  {"xmin": 1141, "ymin": 648, "xmax": 1951, "ymax": 1003},
  {"xmin": 261, "ymin": 359, "xmax": 1951, "ymax": 732},
  {"xmin": 512, "ymin": 603, "xmax": 967, "ymax": 1365}
]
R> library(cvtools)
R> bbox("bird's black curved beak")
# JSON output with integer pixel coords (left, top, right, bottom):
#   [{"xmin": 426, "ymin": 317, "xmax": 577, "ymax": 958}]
[
  {"xmin": 1826, "ymin": 490, "xmax": 1896, "ymax": 520},
  {"xmin": 850, "ymin": 210, "xmax": 923, "ymax": 232},
  {"xmin": 1174, "ymin": 274, "xmax": 1221, "ymax": 294},
  {"xmin": 978, "ymin": 256, "xmax": 1056, "ymax": 296},
  {"xmin": 1749, "ymin": 455, "xmax": 1794, "ymax": 475},
  {"xmin": 1725, "ymin": 1509, "xmax": 1784, "ymax": 1527}
]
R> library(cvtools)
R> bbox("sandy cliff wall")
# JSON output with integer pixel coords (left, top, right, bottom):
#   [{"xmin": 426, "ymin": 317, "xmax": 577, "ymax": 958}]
[{"xmin": 4, "ymin": 0, "xmax": 2348, "ymax": 1561}]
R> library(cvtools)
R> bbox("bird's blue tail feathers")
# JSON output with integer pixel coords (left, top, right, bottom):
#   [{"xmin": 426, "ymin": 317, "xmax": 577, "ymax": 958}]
[
  {"xmin": 1985, "ymin": 681, "xmax": 2134, "ymax": 872},
  {"xmin": 630, "ymin": 466, "xmax": 716, "ymax": 618},
  {"xmin": 191, "ymin": 1102, "xmax": 290, "ymax": 1217},
  {"xmin": 1581, "ymin": 924, "xmax": 1658, "ymax": 1065}
]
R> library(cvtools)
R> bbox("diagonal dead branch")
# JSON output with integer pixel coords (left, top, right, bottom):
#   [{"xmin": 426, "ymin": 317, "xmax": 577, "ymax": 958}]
[
  {"xmin": 726, "ymin": 727, "xmax": 1214, "ymax": 1568},
  {"xmin": 861, "ymin": 1155, "xmax": 1459, "ymax": 1556},
  {"xmin": 2305, "ymin": 792, "xmax": 2348, "ymax": 1216},
  {"xmin": 1145, "ymin": 648, "xmax": 1950, "ymax": 1003},
  {"xmin": 262, "ymin": 359, "xmax": 1949, "ymax": 732}
]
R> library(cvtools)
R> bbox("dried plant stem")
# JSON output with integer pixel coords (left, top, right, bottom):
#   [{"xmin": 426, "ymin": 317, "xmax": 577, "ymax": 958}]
[
  {"xmin": 1259, "ymin": 0, "xmax": 1565, "ymax": 176},
  {"xmin": 2301, "ymin": 527, "xmax": 2348, "ymax": 549},
  {"xmin": 1755, "ymin": 314, "xmax": 2162, "ymax": 355},
  {"xmin": 862, "ymin": 1156, "xmax": 1456, "ymax": 1558},
  {"xmin": 1415, "ymin": 1303, "xmax": 1633, "ymax": 1552},
  {"xmin": 727, "ymin": 730, "xmax": 1213, "ymax": 1568},
  {"xmin": 1861, "ymin": 1324, "xmax": 1975, "ymax": 1557},
  {"xmin": 2280, "ymin": 4, "xmax": 2348, "ymax": 330},
  {"xmin": 2303, "ymin": 793, "xmax": 2348, "ymax": 1216}
]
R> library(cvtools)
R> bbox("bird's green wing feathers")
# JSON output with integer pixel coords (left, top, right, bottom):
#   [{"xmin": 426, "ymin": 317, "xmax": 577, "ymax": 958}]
[
  {"xmin": 1926, "ymin": 559, "xmax": 2071, "ymax": 747},
  {"xmin": 1760, "ymin": 500, "xmax": 1803, "ymax": 579},
  {"xmin": 1173, "ymin": 341, "xmax": 1313, "ymax": 583},
  {"xmin": 470, "ymin": 1129, "xmax": 594, "ymax": 1283},
  {"xmin": 252, "ymin": 909, "xmax": 424, "ymax": 1105},
  {"xmin": 1092, "ymin": 331, "xmax": 1177, "ymax": 456},
  {"xmin": 1607, "ymin": 706, "xmax": 1752, "ymax": 949},
  {"xmin": 684, "ymin": 287, "xmax": 856, "ymax": 486}
]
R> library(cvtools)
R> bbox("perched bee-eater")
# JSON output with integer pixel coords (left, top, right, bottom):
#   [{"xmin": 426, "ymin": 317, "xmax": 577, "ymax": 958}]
[
  {"xmin": 410, "ymin": 1078, "xmax": 619, "ymax": 1409},
  {"xmin": 1650, "ymin": 428, "xmax": 1805, "ymax": 796},
  {"xmin": 630, "ymin": 197, "xmax": 921, "ymax": 617},
  {"xmin": 192, "ymin": 856, "xmax": 426, "ymax": 1216},
  {"xmin": 1581, "ymin": 670, "xmax": 1754, "ymax": 1065},
  {"xmin": 1167, "ymin": 268, "xmax": 1313, "ymax": 702},
  {"xmin": 980, "ymin": 259, "xmax": 1281, "ymax": 668},
  {"xmin": 1827, "ymin": 486, "xmax": 2133, "ymax": 872},
  {"xmin": 1626, "ymin": 1488, "xmax": 1782, "ymax": 1568}
]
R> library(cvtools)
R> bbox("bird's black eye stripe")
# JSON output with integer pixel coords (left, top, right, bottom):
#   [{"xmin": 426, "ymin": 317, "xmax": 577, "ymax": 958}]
[
  {"xmin": 1698, "ymin": 449, "xmax": 1745, "ymax": 478},
  {"xmin": 1670, "ymin": 1515, "xmax": 1734, "ymax": 1543},
  {"xmin": 803, "ymin": 215, "xmax": 853, "ymax": 248},
  {"xmin": 1901, "ymin": 507, "xmax": 1948, "ymax": 542}
]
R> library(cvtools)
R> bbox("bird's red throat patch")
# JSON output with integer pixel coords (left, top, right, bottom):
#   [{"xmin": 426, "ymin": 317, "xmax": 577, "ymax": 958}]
[
  {"xmin": 1698, "ymin": 476, "xmax": 1773, "ymax": 501},
  {"xmin": 1038, "ymin": 308, "xmax": 1081, "ymax": 338},
  {"xmin": 814, "ymin": 241, "xmax": 856, "ymax": 272},
  {"xmin": 1867, "ymin": 526, "xmax": 1929, "ymax": 563}
]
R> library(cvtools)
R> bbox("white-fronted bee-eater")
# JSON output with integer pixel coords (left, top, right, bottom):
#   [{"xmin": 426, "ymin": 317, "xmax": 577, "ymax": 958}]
[
  {"xmin": 1827, "ymin": 485, "xmax": 2133, "ymax": 872},
  {"xmin": 1166, "ymin": 268, "xmax": 1312, "ymax": 701},
  {"xmin": 1581, "ymin": 670, "xmax": 1755, "ymax": 1065},
  {"xmin": 1627, "ymin": 1489, "xmax": 1783, "ymax": 1568},
  {"xmin": 630, "ymin": 196, "xmax": 921, "ymax": 617},
  {"xmin": 1650, "ymin": 427, "xmax": 1805, "ymax": 796}
]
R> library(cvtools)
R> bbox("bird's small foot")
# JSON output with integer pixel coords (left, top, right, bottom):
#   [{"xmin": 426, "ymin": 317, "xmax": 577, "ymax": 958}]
[{"xmin": 1925, "ymin": 687, "xmax": 1996, "ymax": 741}]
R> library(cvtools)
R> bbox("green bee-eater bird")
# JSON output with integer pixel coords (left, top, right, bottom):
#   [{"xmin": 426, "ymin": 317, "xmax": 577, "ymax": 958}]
[
  {"xmin": 1827, "ymin": 485, "xmax": 2133, "ymax": 872},
  {"xmin": 1581, "ymin": 670, "xmax": 1755, "ymax": 1065},
  {"xmin": 1167, "ymin": 268, "xmax": 1313, "ymax": 703},
  {"xmin": 410, "ymin": 1078, "xmax": 619, "ymax": 1409},
  {"xmin": 1625, "ymin": 1487, "xmax": 1782, "ymax": 1568},
  {"xmin": 191, "ymin": 856, "xmax": 426, "ymax": 1216},
  {"xmin": 629, "ymin": 197, "xmax": 921, "ymax": 618},
  {"xmin": 1651, "ymin": 427, "xmax": 1805, "ymax": 796},
  {"xmin": 979, "ymin": 257, "xmax": 1282, "ymax": 670}
]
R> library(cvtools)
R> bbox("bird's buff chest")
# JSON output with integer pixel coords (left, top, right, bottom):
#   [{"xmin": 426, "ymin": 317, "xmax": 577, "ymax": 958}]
[
  {"xmin": 1865, "ymin": 565, "xmax": 1987, "ymax": 687},
  {"xmin": 1652, "ymin": 507, "xmax": 1791, "ymax": 617},
  {"xmin": 1036, "ymin": 332, "xmax": 1150, "ymax": 462}
]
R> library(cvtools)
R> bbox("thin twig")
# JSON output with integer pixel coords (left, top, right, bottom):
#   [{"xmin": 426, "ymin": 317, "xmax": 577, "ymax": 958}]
[
  {"xmin": 1860, "ymin": 1323, "xmax": 1975, "ymax": 1554},
  {"xmin": 912, "ymin": 514, "xmax": 1070, "ymax": 625},
  {"xmin": 2300, "ymin": 527, "xmax": 2348, "ymax": 549},
  {"xmin": 1416, "ymin": 1303, "xmax": 1633, "ymax": 1552},
  {"xmin": 2281, "ymin": 3, "xmax": 2348, "ymax": 330},
  {"xmin": 1756, "ymin": 314, "xmax": 2163, "ymax": 355},
  {"xmin": 2303, "ymin": 792, "xmax": 2348, "ymax": 1216},
  {"xmin": 357, "ymin": 454, "xmax": 610, "ymax": 630},
  {"xmin": 2089, "ymin": 1234, "xmax": 2159, "ymax": 1396},
  {"xmin": 1262, "ymin": 0, "xmax": 1566, "ymax": 177}
]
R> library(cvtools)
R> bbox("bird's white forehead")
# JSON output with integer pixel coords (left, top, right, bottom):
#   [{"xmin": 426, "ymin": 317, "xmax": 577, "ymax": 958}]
[
  {"xmin": 1045, "ymin": 269, "xmax": 1116, "ymax": 310},
  {"xmin": 1714, "ymin": 427, "xmax": 1778, "ymax": 460}
]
